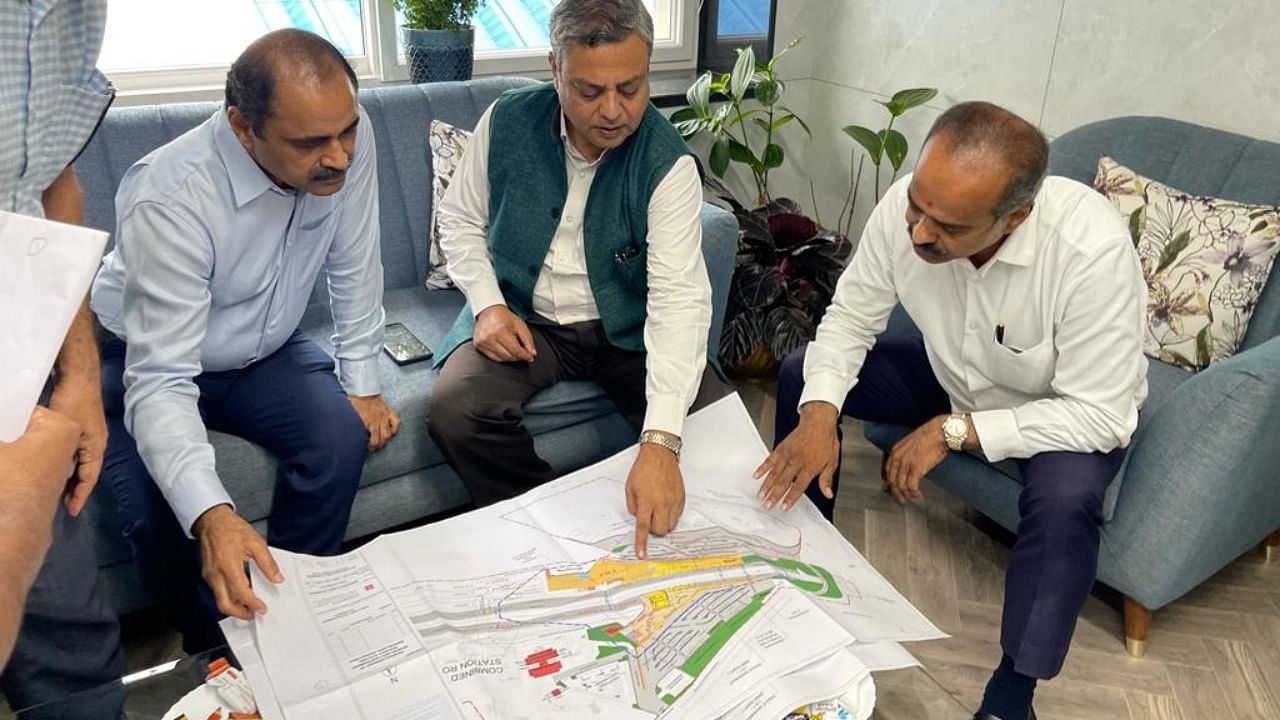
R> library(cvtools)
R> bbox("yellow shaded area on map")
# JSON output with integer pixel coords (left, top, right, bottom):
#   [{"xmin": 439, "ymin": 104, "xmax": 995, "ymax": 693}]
[{"xmin": 545, "ymin": 555, "xmax": 744, "ymax": 592}]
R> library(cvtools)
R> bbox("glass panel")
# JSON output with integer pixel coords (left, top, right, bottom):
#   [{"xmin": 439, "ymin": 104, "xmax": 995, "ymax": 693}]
[
  {"xmin": 716, "ymin": 0, "xmax": 769, "ymax": 37},
  {"xmin": 395, "ymin": 0, "xmax": 675, "ymax": 59},
  {"xmin": 100, "ymin": 0, "xmax": 366, "ymax": 73}
]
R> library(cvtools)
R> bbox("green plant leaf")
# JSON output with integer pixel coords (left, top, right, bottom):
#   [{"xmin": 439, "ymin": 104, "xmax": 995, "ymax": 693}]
[
  {"xmin": 725, "ymin": 107, "xmax": 762, "ymax": 127},
  {"xmin": 770, "ymin": 114, "xmax": 796, "ymax": 132},
  {"xmin": 763, "ymin": 143, "xmax": 784, "ymax": 169},
  {"xmin": 1194, "ymin": 325, "xmax": 1213, "ymax": 369},
  {"xmin": 686, "ymin": 72, "xmax": 712, "ymax": 117},
  {"xmin": 669, "ymin": 107, "xmax": 698, "ymax": 124},
  {"xmin": 710, "ymin": 136, "xmax": 731, "ymax": 177},
  {"xmin": 842, "ymin": 125, "xmax": 883, "ymax": 163},
  {"xmin": 781, "ymin": 107, "xmax": 811, "ymax": 137},
  {"xmin": 730, "ymin": 46, "xmax": 756, "ymax": 103},
  {"xmin": 889, "ymin": 87, "xmax": 938, "ymax": 114},
  {"xmin": 880, "ymin": 128, "xmax": 908, "ymax": 171},
  {"xmin": 718, "ymin": 309, "xmax": 766, "ymax": 367},
  {"xmin": 1154, "ymin": 230, "xmax": 1191, "ymax": 275},
  {"xmin": 752, "ymin": 117, "xmax": 771, "ymax": 134},
  {"xmin": 728, "ymin": 137, "xmax": 757, "ymax": 164},
  {"xmin": 755, "ymin": 78, "xmax": 780, "ymax": 107},
  {"xmin": 673, "ymin": 119, "xmax": 704, "ymax": 138},
  {"xmin": 767, "ymin": 36, "xmax": 803, "ymax": 71}
]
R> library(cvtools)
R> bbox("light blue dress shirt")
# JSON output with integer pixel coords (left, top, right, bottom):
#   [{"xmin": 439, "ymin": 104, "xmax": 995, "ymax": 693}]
[
  {"xmin": 91, "ymin": 107, "xmax": 386, "ymax": 534},
  {"xmin": 1, "ymin": 0, "xmax": 113, "ymax": 216}
]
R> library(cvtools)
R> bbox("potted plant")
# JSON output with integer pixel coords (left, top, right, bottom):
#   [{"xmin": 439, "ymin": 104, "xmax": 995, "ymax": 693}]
[
  {"xmin": 391, "ymin": 0, "xmax": 484, "ymax": 83},
  {"xmin": 671, "ymin": 40, "xmax": 852, "ymax": 376}
]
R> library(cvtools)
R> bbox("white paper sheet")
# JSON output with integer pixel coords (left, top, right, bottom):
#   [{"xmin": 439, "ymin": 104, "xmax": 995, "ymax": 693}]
[
  {"xmin": 0, "ymin": 211, "xmax": 107, "ymax": 441},
  {"xmin": 232, "ymin": 394, "xmax": 945, "ymax": 719}
]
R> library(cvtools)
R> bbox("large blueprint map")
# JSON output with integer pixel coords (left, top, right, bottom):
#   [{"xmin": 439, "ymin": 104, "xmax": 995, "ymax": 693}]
[{"xmin": 225, "ymin": 395, "xmax": 944, "ymax": 719}]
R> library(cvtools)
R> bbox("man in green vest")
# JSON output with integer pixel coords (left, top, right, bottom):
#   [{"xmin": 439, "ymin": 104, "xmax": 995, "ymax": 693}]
[{"xmin": 430, "ymin": 0, "xmax": 720, "ymax": 559}]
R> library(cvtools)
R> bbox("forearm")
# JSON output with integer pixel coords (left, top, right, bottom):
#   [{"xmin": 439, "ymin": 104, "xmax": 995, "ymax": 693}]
[
  {"xmin": 44, "ymin": 166, "xmax": 100, "ymax": 390},
  {"xmin": 0, "ymin": 466, "xmax": 59, "ymax": 668}
]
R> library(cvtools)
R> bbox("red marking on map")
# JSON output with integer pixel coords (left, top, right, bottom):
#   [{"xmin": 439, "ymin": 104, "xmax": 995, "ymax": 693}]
[
  {"xmin": 364, "ymin": 583, "xmax": 375, "ymax": 591},
  {"xmin": 524, "ymin": 648, "xmax": 562, "ymax": 678},
  {"xmin": 604, "ymin": 625, "xmax": 620, "ymax": 635}
]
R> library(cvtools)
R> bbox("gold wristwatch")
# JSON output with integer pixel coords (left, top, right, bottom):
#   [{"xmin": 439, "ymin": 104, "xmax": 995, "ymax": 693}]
[
  {"xmin": 942, "ymin": 413, "xmax": 969, "ymax": 451},
  {"xmin": 639, "ymin": 430, "xmax": 682, "ymax": 458}
]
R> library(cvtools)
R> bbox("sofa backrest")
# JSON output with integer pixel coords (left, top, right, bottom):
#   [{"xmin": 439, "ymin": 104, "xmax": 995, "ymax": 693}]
[
  {"xmin": 75, "ymin": 76, "xmax": 539, "ymax": 293},
  {"xmin": 1048, "ymin": 116, "xmax": 1280, "ymax": 351}
]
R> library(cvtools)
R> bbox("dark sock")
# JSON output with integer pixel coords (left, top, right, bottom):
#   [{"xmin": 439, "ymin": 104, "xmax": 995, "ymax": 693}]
[{"xmin": 979, "ymin": 654, "xmax": 1037, "ymax": 718}]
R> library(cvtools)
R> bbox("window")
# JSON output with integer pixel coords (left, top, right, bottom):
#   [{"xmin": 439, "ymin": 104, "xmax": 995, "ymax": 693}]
[
  {"xmin": 698, "ymin": 0, "xmax": 775, "ymax": 74},
  {"xmin": 102, "ymin": 0, "xmax": 697, "ymax": 101}
]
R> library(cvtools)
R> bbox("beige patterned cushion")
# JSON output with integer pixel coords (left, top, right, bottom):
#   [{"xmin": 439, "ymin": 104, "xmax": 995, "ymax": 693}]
[
  {"xmin": 1094, "ymin": 156, "xmax": 1280, "ymax": 371},
  {"xmin": 425, "ymin": 119, "xmax": 473, "ymax": 289}
]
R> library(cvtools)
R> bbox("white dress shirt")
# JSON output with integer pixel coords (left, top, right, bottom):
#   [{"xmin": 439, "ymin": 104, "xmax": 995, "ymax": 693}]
[
  {"xmin": 438, "ymin": 103, "xmax": 710, "ymax": 436},
  {"xmin": 802, "ymin": 175, "xmax": 1149, "ymax": 462},
  {"xmin": 91, "ymin": 107, "xmax": 385, "ymax": 534}
]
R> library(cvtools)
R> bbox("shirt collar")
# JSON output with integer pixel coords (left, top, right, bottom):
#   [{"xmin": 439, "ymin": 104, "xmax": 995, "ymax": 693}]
[
  {"xmin": 989, "ymin": 203, "xmax": 1038, "ymax": 267},
  {"xmin": 214, "ymin": 108, "xmax": 288, "ymax": 208},
  {"xmin": 558, "ymin": 113, "xmax": 608, "ymax": 167}
]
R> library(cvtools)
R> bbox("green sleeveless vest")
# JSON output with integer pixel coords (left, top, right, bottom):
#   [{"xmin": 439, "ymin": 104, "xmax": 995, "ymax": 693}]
[{"xmin": 433, "ymin": 82, "xmax": 693, "ymax": 366}]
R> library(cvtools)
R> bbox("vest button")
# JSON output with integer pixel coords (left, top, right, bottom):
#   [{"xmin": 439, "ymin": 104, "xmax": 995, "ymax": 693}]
[
  {"xmin": 527, "ymin": 264, "xmax": 539, "ymax": 277},
  {"xmin": 550, "ymin": 206, "xmax": 561, "ymax": 219}
]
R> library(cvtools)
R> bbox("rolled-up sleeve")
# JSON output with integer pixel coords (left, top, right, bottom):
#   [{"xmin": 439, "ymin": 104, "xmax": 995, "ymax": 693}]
[
  {"xmin": 325, "ymin": 108, "xmax": 385, "ymax": 397},
  {"xmin": 120, "ymin": 202, "xmax": 230, "ymax": 536}
]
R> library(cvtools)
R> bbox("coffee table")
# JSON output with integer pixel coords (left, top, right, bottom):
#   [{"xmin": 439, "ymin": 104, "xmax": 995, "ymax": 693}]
[{"xmin": 13, "ymin": 647, "xmax": 971, "ymax": 719}]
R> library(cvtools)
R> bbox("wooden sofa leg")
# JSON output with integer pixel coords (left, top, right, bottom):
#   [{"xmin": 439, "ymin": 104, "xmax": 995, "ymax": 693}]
[
  {"xmin": 1265, "ymin": 529, "xmax": 1280, "ymax": 562},
  {"xmin": 1123, "ymin": 595, "xmax": 1151, "ymax": 658}
]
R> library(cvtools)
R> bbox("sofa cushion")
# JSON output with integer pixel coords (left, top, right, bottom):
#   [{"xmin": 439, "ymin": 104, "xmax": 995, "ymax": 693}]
[
  {"xmin": 1095, "ymin": 156, "xmax": 1279, "ymax": 371},
  {"xmin": 425, "ymin": 119, "xmax": 472, "ymax": 289}
]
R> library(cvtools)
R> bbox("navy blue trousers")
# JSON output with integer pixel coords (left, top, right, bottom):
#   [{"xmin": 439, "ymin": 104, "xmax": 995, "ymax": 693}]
[
  {"xmin": 100, "ymin": 331, "xmax": 368, "ymax": 653},
  {"xmin": 776, "ymin": 336, "xmax": 1124, "ymax": 678}
]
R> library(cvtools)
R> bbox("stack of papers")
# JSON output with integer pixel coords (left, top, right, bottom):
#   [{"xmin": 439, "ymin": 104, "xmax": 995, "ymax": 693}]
[{"xmin": 224, "ymin": 394, "xmax": 944, "ymax": 719}]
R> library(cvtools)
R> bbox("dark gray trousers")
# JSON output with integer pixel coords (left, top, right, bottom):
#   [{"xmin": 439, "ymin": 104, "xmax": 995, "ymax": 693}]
[
  {"xmin": 2, "ymin": 505, "xmax": 125, "ymax": 719},
  {"xmin": 428, "ymin": 316, "xmax": 727, "ymax": 506}
]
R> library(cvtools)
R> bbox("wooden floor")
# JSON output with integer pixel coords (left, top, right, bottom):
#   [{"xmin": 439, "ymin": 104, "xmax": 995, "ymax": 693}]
[{"xmin": 735, "ymin": 379, "xmax": 1280, "ymax": 720}]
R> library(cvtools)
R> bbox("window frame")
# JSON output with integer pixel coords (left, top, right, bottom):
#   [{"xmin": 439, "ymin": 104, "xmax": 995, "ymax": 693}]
[
  {"xmin": 106, "ymin": 0, "xmax": 701, "ymax": 105},
  {"xmin": 696, "ymin": 0, "xmax": 776, "ymax": 75}
]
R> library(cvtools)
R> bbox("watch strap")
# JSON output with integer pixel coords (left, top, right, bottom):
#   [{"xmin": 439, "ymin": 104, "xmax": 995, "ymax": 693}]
[{"xmin": 639, "ymin": 430, "xmax": 682, "ymax": 458}]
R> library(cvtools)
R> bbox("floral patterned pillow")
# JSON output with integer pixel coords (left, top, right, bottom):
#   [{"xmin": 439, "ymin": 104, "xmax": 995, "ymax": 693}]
[
  {"xmin": 425, "ymin": 119, "xmax": 473, "ymax": 289},
  {"xmin": 1095, "ymin": 155, "xmax": 1280, "ymax": 371}
]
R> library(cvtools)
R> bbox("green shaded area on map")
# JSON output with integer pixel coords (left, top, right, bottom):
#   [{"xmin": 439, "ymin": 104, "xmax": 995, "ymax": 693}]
[
  {"xmin": 743, "ymin": 554, "xmax": 843, "ymax": 599},
  {"xmin": 678, "ymin": 588, "xmax": 771, "ymax": 680}
]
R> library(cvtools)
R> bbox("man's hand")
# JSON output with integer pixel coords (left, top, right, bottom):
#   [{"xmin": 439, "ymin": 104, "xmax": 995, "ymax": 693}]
[
  {"xmin": 1, "ymin": 407, "xmax": 81, "ymax": 515},
  {"xmin": 48, "ymin": 377, "xmax": 107, "ymax": 517},
  {"xmin": 192, "ymin": 504, "xmax": 283, "ymax": 621},
  {"xmin": 882, "ymin": 415, "xmax": 949, "ymax": 504},
  {"xmin": 625, "ymin": 441, "xmax": 685, "ymax": 559},
  {"xmin": 473, "ymin": 305, "xmax": 537, "ymax": 363},
  {"xmin": 348, "ymin": 394, "xmax": 400, "ymax": 452},
  {"xmin": 754, "ymin": 402, "xmax": 841, "ymax": 511}
]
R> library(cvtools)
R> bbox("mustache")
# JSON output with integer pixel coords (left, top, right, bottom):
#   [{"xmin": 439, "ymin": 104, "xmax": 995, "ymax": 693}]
[{"xmin": 311, "ymin": 166, "xmax": 347, "ymax": 182}]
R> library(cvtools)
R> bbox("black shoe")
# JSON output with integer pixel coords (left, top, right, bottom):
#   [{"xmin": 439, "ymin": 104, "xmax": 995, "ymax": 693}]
[{"xmin": 972, "ymin": 708, "xmax": 1036, "ymax": 720}]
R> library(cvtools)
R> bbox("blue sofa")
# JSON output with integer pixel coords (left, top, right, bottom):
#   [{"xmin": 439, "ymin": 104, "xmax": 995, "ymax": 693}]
[
  {"xmin": 863, "ymin": 116, "xmax": 1280, "ymax": 656},
  {"xmin": 76, "ymin": 78, "xmax": 740, "ymax": 614}
]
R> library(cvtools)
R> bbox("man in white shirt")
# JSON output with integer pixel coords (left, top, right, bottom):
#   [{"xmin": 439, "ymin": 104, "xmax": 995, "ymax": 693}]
[
  {"xmin": 755, "ymin": 102, "xmax": 1147, "ymax": 720},
  {"xmin": 430, "ymin": 0, "xmax": 720, "ymax": 559}
]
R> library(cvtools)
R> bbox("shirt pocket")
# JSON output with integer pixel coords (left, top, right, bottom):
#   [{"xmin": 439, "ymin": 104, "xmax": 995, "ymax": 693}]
[{"xmin": 986, "ymin": 336, "xmax": 1055, "ymax": 395}]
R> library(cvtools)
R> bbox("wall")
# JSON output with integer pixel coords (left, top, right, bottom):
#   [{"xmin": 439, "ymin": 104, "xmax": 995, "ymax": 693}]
[{"xmin": 766, "ymin": 0, "xmax": 1280, "ymax": 236}]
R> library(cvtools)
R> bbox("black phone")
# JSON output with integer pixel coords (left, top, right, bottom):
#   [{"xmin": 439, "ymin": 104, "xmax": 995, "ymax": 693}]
[{"xmin": 383, "ymin": 323, "xmax": 433, "ymax": 365}]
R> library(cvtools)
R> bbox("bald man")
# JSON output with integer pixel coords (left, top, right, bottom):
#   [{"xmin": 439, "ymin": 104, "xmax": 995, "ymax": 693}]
[
  {"xmin": 93, "ymin": 29, "xmax": 399, "ymax": 652},
  {"xmin": 756, "ymin": 102, "xmax": 1147, "ymax": 720}
]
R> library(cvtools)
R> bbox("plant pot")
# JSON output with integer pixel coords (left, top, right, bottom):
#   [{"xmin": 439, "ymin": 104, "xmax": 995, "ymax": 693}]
[
  {"xmin": 402, "ymin": 27, "xmax": 474, "ymax": 84},
  {"xmin": 726, "ymin": 342, "xmax": 780, "ymax": 380}
]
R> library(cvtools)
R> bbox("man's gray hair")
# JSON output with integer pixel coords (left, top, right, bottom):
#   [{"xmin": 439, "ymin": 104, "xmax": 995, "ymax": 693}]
[
  {"xmin": 550, "ymin": 0, "xmax": 654, "ymax": 65},
  {"xmin": 924, "ymin": 101, "xmax": 1049, "ymax": 219}
]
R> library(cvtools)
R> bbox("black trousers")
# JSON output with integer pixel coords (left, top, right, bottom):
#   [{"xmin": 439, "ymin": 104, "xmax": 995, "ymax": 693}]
[
  {"xmin": 774, "ymin": 336, "xmax": 1125, "ymax": 678},
  {"xmin": 429, "ymin": 315, "xmax": 726, "ymax": 506}
]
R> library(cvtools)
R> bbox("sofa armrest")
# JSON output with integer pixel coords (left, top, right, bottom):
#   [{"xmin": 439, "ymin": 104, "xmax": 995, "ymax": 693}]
[
  {"xmin": 699, "ymin": 203, "xmax": 738, "ymax": 355},
  {"xmin": 1099, "ymin": 335, "xmax": 1280, "ymax": 608}
]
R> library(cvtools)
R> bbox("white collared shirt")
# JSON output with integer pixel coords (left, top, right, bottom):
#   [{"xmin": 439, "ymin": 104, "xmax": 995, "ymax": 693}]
[
  {"xmin": 438, "ymin": 103, "xmax": 710, "ymax": 436},
  {"xmin": 801, "ymin": 175, "xmax": 1149, "ymax": 462}
]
